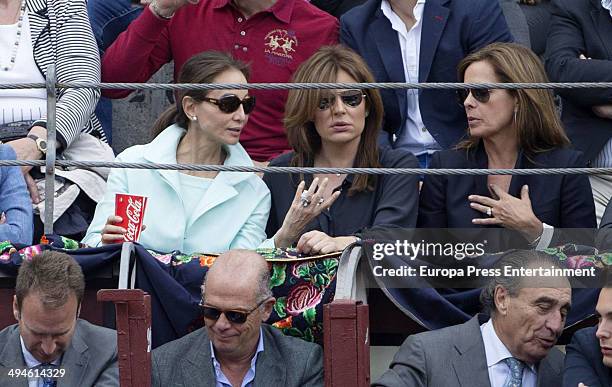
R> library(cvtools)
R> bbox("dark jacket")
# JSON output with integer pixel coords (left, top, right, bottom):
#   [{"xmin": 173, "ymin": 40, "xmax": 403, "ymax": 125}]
[
  {"xmin": 545, "ymin": 0, "xmax": 612, "ymax": 164},
  {"xmin": 418, "ymin": 144, "xmax": 596, "ymax": 231},
  {"xmin": 563, "ymin": 326, "xmax": 612, "ymax": 387},
  {"xmin": 263, "ymin": 147, "xmax": 420, "ymax": 240},
  {"xmin": 340, "ymin": 0, "xmax": 513, "ymax": 149}
]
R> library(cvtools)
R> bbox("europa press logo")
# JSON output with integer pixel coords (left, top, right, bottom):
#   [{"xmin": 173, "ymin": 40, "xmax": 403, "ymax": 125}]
[{"xmin": 264, "ymin": 29, "xmax": 298, "ymax": 65}]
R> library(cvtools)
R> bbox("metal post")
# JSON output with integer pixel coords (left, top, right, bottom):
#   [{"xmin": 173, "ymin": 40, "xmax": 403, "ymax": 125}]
[{"xmin": 44, "ymin": 65, "xmax": 57, "ymax": 235}]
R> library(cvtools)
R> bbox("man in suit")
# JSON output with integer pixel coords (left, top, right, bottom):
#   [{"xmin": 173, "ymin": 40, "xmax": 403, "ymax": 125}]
[
  {"xmin": 545, "ymin": 0, "xmax": 612, "ymax": 225},
  {"xmin": 0, "ymin": 251, "xmax": 118, "ymax": 387},
  {"xmin": 374, "ymin": 250, "xmax": 569, "ymax": 386},
  {"xmin": 340, "ymin": 0, "xmax": 513, "ymax": 167},
  {"xmin": 563, "ymin": 287, "xmax": 612, "ymax": 386},
  {"xmin": 151, "ymin": 249, "xmax": 323, "ymax": 387}
]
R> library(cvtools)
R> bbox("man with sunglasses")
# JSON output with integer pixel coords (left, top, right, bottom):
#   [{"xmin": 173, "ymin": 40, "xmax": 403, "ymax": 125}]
[
  {"xmin": 340, "ymin": 0, "xmax": 513, "ymax": 168},
  {"xmin": 101, "ymin": 0, "xmax": 339, "ymax": 163},
  {"xmin": 151, "ymin": 249, "xmax": 324, "ymax": 387}
]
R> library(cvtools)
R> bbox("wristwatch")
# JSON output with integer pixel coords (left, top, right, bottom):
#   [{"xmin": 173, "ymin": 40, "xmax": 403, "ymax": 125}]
[{"xmin": 27, "ymin": 134, "xmax": 47, "ymax": 154}]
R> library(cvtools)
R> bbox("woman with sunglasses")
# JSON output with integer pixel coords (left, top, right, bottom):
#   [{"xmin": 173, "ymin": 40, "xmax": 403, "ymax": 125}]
[
  {"xmin": 83, "ymin": 51, "xmax": 270, "ymax": 253},
  {"xmin": 262, "ymin": 45, "xmax": 420, "ymax": 254},
  {"xmin": 418, "ymin": 42, "xmax": 596, "ymax": 246}
]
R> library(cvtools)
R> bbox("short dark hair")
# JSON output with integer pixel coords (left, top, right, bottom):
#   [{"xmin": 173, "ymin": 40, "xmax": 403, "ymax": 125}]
[
  {"xmin": 15, "ymin": 251, "xmax": 85, "ymax": 310},
  {"xmin": 480, "ymin": 250, "xmax": 566, "ymax": 316}
]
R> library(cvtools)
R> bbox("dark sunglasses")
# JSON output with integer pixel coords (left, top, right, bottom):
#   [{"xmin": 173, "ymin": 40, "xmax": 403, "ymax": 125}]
[
  {"xmin": 199, "ymin": 298, "xmax": 267, "ymax": 324},
  {"xmin": 202, "ymin": 94, "xmax": 256, "ymax": 114},
  {"xmin": 456, "ymin": 88, "xmax": 492, "ymax": 105},
  {"xmin": 318, "ymin": 89, "xmax": 366, "ymax": 111}
]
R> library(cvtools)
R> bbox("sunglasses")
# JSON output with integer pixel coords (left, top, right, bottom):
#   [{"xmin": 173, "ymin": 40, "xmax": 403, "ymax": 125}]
[
  {"xmin": 456, "ymin": 88, "xmax": 492, "ymax": 105},
  {"xmin": 199, "ymin": 298, "xmax": 267, "ymax": 325},
  {"xmin": 318, "ymin": 89, "xmax": 366, "ymax": 111},
  {"xmin": 202, "ymin": 94, "xmax": 256, "ymax": 114}
]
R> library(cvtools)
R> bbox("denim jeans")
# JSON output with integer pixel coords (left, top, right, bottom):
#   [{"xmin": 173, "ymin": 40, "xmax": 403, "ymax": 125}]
[{"xmin": 87, "ymin": 0, "xmax": 144, "ymax": 144}]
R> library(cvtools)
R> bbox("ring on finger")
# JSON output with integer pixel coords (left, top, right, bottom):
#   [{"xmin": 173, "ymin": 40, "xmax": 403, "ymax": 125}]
[
  {"xmin": 486, "ymin": 207, "xmax": 492, "ymax": 217},
  {"xmin": 316, "ymin": 197, "xmax": 325, "ymax": 206},
  {"xmin": 301, "ymin": 198, "xmax": 311, "ymax": 207}
]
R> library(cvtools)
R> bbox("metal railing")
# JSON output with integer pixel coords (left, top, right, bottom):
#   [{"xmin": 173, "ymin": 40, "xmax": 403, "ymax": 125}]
[{"xmin": 1, "ymin": 65, "xmax": 610, "ymax": 234}]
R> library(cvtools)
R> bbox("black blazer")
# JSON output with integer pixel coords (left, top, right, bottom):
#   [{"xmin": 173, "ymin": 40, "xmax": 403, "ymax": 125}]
[
  {"xmin": 544, "ymin": 0, "xmax": 612, "ymax": 163},
  {"xmin": 563, "ymin": 326, "xmax": 612, "ymax": 387},
  {"xmin": 418, "ymin": 144, "xmax": 597, "ymax": 231},
  {"xmin": 263, "ymin": 147, "xmax": 420, "ymax": 239}
]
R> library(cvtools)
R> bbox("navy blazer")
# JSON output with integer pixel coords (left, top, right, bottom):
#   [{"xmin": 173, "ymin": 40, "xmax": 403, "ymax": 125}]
[
  {"xmin": 545, "ymin": 0, "xmax": 612, "ymax": 163},
  {"xmin": 563, "ymin": 326, "xmax": 612, "ymax": 387},
  {"xmin": 340, "ymin": 0, "xmax": 513, "ymax": 149},
  {"xmin": 418, "ymin": 144, "xmax": 597, "ymax": 231}
]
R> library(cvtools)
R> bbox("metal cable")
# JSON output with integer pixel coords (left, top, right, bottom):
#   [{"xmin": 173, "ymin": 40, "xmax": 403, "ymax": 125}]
[
  {"xmin": 0, "ymin": 81, "xmax": 612, "ymax": 91},
  {"xmin": 8, "ymin": 159, "xmax": 612, "ymax": 176}
]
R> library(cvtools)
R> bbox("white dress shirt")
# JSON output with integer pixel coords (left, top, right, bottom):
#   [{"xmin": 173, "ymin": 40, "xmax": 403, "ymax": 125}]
[
  {"xmin": 20, "ymin": 336, "xmax": 61, "ymax": 387},
  {"xmin": 480, "ymin": 319, "xmax": 538, "ymax": 387},
  {"xmin": 380, "ymin": 0, "xmax": 441, "ymax": 155},
  {"xmin": 210, "ymin": 327, "xmax": 264, "ymax": 387}
]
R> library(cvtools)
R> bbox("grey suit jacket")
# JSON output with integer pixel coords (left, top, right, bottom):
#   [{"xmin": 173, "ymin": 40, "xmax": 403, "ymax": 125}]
[
  {"xmin": 152, "ymin": 324, "xmax": 323, "ymax": 387},
  {"xmin": 0, "ymin": 319, "xmax": 119, "ymax": 387},
  {"xmin": 373, "ymin": 315, "xmax": 564, "ymax": 387}
]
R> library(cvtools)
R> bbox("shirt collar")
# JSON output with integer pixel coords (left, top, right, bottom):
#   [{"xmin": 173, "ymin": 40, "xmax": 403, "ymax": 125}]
[
  {"xmin": 213, "ymin": 0, "xmax": 295, "ymax": 24},
  {"xmin": 380, "ymin": 0, "xmax": 426, "ymax": 33},
  {"xmin": 602, "ymin": 0, "xmax": 612, "ymax": 16},
  {"xmin": 480, "ymin": 319, "xmax": 537, "ymax": 373},
  {"xmin": 210, "ymin": 327, "xmax": 265, "ymax": 364},
  {"xmin": 19, "ymin": 336, "xmax": 61, "ymax": 368}
]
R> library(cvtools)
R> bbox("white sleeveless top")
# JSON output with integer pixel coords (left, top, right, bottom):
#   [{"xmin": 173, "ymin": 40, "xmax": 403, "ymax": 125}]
[{"xmin": 0, "ymin": 14, "xmax": 46, "ymax": 125}]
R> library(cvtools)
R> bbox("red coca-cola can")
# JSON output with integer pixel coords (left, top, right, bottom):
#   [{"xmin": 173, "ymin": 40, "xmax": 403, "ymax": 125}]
[{"xmin": 115, "ymin": 193, "xmax": 148, "ymax": 242}]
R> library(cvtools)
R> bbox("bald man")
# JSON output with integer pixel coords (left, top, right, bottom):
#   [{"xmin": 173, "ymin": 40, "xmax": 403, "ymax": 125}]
[{"xmin": 151, "ymin": 250, "xmax": 324, "ymax": 387}]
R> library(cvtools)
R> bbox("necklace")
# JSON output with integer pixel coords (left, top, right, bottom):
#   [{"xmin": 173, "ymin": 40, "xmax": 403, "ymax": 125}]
[{"xmin": 1, "ymin": 0, "xmax": 27, "ymax": 72}]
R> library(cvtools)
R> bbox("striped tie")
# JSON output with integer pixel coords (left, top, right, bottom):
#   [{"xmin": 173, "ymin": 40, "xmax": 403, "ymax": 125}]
[
  {"xmin": 41, "ymin": 364, "xmax": 57, "ymax": 387},
  {"xmin": 503, "ymin": 357, "xmax": 525, "ymax": 387}
]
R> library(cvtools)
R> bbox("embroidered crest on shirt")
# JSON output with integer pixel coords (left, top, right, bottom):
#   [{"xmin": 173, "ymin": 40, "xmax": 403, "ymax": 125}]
[{"xmin": 264, "ymin": 29, "xmax": 298, "ymax": 65}]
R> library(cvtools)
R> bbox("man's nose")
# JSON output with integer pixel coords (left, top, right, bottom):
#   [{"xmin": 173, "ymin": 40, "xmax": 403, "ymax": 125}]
[
  {"xmin": 40, "ymin": 337, "xmax": 56, "ymax": 355},
  {"xmin": 214, "ymin": 312, "xmax": 232, "ymax": 330},
  {"xmin": 545, "ymin": 312, "xmax": 564, "ymax": 334},
  {"xmin": 597, "ymin": 319, "xmax": 612, "ymax": 340}
]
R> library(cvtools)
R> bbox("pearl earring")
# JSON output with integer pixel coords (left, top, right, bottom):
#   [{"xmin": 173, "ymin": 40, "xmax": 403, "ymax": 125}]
[{"xmin": 190, "ymin": 116, "xmax": 197, "ymax": 121}]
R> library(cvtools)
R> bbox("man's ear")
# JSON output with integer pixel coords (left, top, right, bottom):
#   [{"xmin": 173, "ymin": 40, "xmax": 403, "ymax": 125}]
[
  {"xmin": 12, "ymin": 295, "xmax": 20, "ymax": 322},
  {"xmin": 494, "ymin": 285, "xmax": 509, "ymax": 316},
  {"xmin": 261, "ymin": 297, "xmax": 276, "ymax": 322}
]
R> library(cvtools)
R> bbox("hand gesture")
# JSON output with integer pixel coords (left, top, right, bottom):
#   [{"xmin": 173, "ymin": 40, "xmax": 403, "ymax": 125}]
[
  {"xmin": 296, "ymin": 230, "xmax": 356, "ymax": 255},
  {"xmin": 469, "ymin": 184, "xmax": 543, "ymax": 242},
  {"xmin": 273, "ymin": 178, "xmax": 340, "ymax": 248},
  {"xmin": 150, "ymin": 0, "xmax": 198, "ymax": 17}
]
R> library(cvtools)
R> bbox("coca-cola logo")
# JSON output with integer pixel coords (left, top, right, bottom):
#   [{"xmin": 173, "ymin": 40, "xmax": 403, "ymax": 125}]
[{"xmin": 124, "ymin": 198, "xmax": 143, "ymax": 241}]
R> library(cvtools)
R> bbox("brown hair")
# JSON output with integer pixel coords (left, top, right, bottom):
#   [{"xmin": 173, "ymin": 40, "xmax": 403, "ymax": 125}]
[
  {"xmin": 456, "ymin": 42, "xmax": 569, "ymax": 158},
  {"xmin": 15, "ymin": 251, "xmax": 85, "ymax": 310},
  {"xmin": 284, "ymin": 45, "xmax": 384, "ymax": 195},
  {"xmin": 151, "ymin": 51, "xmax": 250, "ymax": 138}
]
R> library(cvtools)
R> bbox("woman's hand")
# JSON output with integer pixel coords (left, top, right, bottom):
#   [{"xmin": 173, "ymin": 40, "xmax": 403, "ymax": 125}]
[
  {"xmin": 469, "ymin": 184, "xmax": 543, "ymax": 243},
  {"xmin": 273, "ymin": 177, "xmax": 340, "ymax": 248},
  {"xmin": 296, "ymin": 230, "xmax": 357, "ymax": 255},
  {"xmin": 101, "ymin": 215, "xmax": 127, "ymax": 244}
]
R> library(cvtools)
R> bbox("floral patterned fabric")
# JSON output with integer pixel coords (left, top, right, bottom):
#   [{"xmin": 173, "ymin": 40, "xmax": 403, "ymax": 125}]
[{"xmin": 146, "ymin": 248, "xmax": 340, "ymax": 344}]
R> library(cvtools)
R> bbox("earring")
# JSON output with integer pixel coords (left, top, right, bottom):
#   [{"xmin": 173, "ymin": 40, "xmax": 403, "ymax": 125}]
[
  {"xmin": 190, "ymin": 116, "xmax": 197, "ymax": 121},
  {"xmin": 513, "ymin": 109, "xmax": 517, "ymax": 124}
]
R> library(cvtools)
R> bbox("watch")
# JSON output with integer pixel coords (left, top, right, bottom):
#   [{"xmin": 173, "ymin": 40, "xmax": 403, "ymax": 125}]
[{"xmin": 27, "ymin": 134, "xmax": 47, "ymax": 154}]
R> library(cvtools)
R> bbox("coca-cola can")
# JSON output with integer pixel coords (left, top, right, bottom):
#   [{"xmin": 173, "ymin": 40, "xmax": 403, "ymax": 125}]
[{"xmin": 115, "ymin": 193, "xmax": 148, "ymax": 242}]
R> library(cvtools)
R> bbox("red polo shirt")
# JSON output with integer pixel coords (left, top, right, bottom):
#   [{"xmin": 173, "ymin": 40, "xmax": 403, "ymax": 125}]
[{"xmin": 102, "ymin": 0, "xmax": 339, "ymax": 161}]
